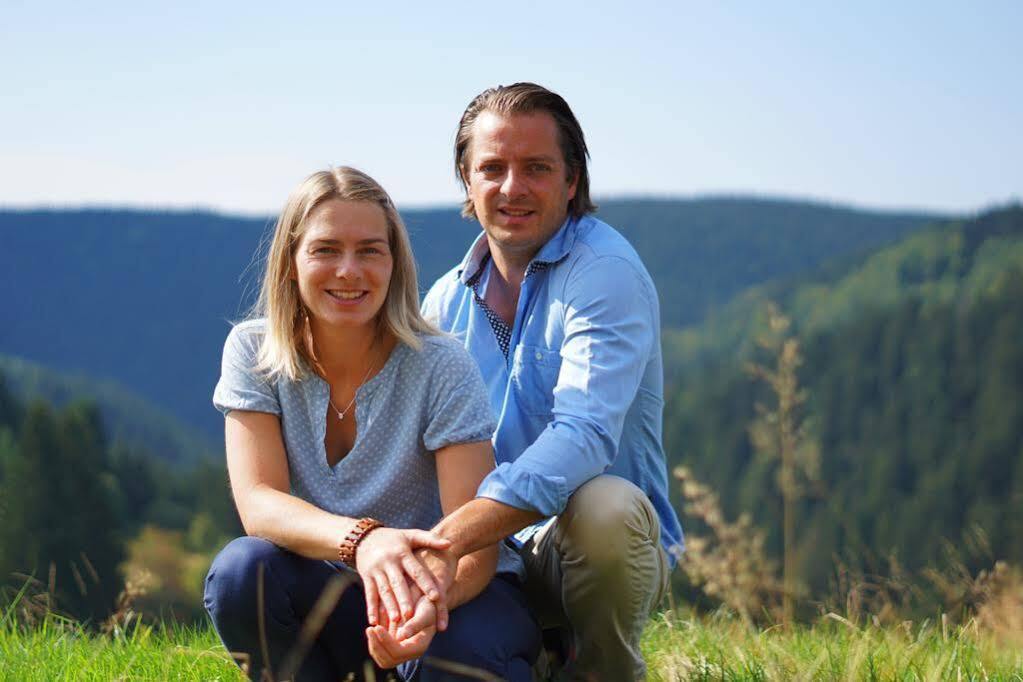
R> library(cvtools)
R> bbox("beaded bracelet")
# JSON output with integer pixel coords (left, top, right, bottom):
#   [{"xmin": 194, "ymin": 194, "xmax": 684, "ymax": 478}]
[{"xmin": 338, "ymin": 517, "xmax": 383, "ymax": 566}]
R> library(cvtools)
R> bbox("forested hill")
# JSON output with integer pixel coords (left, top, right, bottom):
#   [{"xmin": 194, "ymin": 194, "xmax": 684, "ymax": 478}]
[
  {"xmin": 0, "ymin": 199, "xmax": 941, "ymax": 441},
  {"xmin": 0, "ymin": 353, "xmax": 214, "ymax": 465},
  {"xmin": 663, "ymin": 203, "xmax": 1023, "ymax": 373},
  {"xmin": 663, "ymin": 204, "xmax": 1023, "ymax": 595}
]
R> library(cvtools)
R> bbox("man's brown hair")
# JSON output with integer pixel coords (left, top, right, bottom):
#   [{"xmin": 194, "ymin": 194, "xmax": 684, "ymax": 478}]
[{"xmin": 454, "ymin": 82, "xmax": 597, "ymax": 220}]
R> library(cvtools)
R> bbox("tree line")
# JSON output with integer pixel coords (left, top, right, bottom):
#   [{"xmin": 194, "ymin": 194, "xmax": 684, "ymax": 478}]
[{"xmin": 0, "ymin": 378, "xmax": 240, "ymax": 624}]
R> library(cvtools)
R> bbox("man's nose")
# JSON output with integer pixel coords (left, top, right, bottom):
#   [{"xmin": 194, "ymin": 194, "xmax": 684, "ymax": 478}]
[{"xmin": 500, "ymin": 169, "xmax": 527, "ymax": 198}]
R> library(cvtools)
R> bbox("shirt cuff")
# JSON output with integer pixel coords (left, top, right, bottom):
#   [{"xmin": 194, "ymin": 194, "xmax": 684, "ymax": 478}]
[{"xmin": 476, "ymin": 462, "xmax": 569, "ymax": 516}]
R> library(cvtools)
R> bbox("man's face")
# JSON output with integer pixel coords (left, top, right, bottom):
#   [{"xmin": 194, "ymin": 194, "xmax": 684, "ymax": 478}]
[{"xmin": 462, "ymin": 110, "xmax": 578, "ymax": 265}]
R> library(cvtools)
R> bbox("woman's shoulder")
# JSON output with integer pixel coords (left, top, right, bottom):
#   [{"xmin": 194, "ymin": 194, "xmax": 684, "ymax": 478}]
[
  {"xmin": 230, "ymin": 318, "xmax": 268, "ymax": 338},
  {"xmin": 399, "ymin": 333, "xmax": 480, "ymax": 385},
  {"xmin": 415, "ymin": 332, "xmax": 472, "ymax": 362},
  {"xmin": 222, "ymin": 319, "xmax": 268, "ymax": 366}
]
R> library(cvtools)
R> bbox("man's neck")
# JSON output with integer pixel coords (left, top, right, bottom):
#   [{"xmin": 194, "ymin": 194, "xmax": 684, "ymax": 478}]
[{"xmin": 484, "ymin": 245, "xmax": 532, "ymax": 326}]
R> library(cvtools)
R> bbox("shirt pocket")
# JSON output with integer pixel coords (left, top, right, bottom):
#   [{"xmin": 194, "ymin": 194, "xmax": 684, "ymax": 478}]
[{"xmin": 511, "ymin": 344, "xmax": 562, "ymax": 418}]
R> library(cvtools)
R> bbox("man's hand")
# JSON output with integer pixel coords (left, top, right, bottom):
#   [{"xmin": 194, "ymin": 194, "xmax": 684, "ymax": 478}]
[
  {"xmin": 415, "ymin": 547, "xmax": 458, "ymax": 631},
  {"xmin": 354, "ymin": 527, "xmax": 451, "ymax": 626}
]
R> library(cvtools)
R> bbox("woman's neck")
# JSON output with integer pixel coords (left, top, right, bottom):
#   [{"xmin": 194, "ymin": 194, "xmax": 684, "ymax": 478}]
[{"xmin": 305, "ymin": 320, "xmax": 388, "ymax": 383}]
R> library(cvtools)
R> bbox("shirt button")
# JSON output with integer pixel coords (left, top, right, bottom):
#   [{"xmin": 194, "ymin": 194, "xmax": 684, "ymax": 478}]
[{"xmin": 535, "ymin": 351, "xmax": 543, "ymax": 360}]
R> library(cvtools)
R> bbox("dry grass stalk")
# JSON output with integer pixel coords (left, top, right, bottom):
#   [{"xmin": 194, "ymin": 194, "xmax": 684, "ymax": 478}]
[
  {"xmin": 825, "ymin": 554, "xmax": 919, "ymax": 626},
  {"xmin": 674, "ymin": 466, "xmax": 784, "ymax": 626},
  {"xmin": 746, "ymin": 302, "xmax": 821, "ymax": 626},
  {"xmin": 973, "ymin": 561, "xmax": 1023, "ymax": 647},
  {"xmin": 101, "ymin": 567, "xmax": 156, "ymax": 636}
]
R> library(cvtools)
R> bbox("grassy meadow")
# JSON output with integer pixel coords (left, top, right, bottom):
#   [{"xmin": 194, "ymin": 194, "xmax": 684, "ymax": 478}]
[{"xmin": 3, "ymin": 610, "xmax": 1021, "ymax": 681}]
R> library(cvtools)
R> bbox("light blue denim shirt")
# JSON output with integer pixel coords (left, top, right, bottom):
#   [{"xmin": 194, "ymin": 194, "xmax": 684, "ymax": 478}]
[{"xmin": 422, "ymin": 215, "xmax": 684, "ymax": 563}]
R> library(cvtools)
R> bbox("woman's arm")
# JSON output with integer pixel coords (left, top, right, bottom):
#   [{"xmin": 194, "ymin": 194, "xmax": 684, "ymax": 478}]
[
  {"xmin": 225, "ymin": 410, "xmax": 451, "ymax": 623},
  {"xmin": 435, "ymin": 439, "xmax": 500, "ymax": 608},
  {"xmin": 225, "ymin": 410, "xmax": 349, "ymax": 555},
  {"xmin": 385, "ymin": 439, "xmax": 499, "ymax": 642}
]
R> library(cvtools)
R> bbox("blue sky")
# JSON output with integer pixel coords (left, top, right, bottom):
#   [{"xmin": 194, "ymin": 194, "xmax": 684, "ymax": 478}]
[{"xmin": 2, "ymin": 1, "xmax": 1019, "ymax": 215}]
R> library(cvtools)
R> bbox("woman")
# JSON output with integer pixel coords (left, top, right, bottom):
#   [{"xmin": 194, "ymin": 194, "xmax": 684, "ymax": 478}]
[{"xmin": 204, "ymin": 167, "xmax": 538, "ymax": 680}]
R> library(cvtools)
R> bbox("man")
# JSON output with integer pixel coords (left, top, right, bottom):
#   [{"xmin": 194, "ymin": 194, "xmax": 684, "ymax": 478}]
[{"xmin": 421, "ymin": 83, "xmax": 683, "ymax": 680}]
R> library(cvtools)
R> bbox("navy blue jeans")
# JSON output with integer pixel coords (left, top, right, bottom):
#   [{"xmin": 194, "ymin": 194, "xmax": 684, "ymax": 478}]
[{"xmin": 204, "ymin": 537, "xmax": 539, "ymax": 681}]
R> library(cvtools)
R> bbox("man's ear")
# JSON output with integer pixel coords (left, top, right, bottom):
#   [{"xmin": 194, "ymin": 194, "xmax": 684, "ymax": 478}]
[{"xmin": 567, "ymin": 169, "xmax": 579, "ymax": 203}]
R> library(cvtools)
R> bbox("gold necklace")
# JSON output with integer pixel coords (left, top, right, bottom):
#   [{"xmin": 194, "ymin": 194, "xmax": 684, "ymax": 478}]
[{"xmin": 327, "ymin": 359, "xmax": 377, "ymax": 421}]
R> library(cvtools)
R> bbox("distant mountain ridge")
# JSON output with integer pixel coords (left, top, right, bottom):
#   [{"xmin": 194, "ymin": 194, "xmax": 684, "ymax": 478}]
[
  {"xmin": 0, "ymin": 198, "xmax": 945, "ymax": 441},
  {"xmin": 0, "ymin": 353, "xmax": 215, "ymax": 464}
]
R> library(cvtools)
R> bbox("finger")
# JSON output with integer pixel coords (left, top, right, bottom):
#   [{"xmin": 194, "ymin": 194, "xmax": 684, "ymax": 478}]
[
  {"xmin": 364, "ymin": 576, "xmax": 380, "ymax": 626},
  {"xmin": 436, "ymin": 598, "xmax": 449, "ymax": 632},
  {"xmin": 366, "ymin": 627, "xmax": 395, "ymax": 669},
  {"xmin": 379, "ymin": 605, "xmax": 394, "ymax": 635},
  {"xmin": 373, "ymin": 572, "xmax": 401, "ymax": 625},
  {"xmin": 401, "ymin": 554, "xmax": 441, "ymax": 602},
  {"xmin": 396, "ymin": 597, "xmax": 435, "ymax": 640},
  {"xmin": 383, "ymin": 562, "xmax": 415, "ymax": 620},
  {"xmin": 406, "ymin": 529, "xmax": 452, "ymax": 550},
  {"xmin": 376, "ymin": 623, "xmax": 428, "ymax": 661}
]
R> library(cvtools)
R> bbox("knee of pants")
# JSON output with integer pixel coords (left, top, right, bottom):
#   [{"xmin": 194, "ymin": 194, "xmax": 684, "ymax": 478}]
[
  {"xmin": 559, "ymin": 475, "xmax": 660, "ymax": 570},
  {"xmin": 204, "ymin": 536, "xmax": 284, "ymax": 620}
]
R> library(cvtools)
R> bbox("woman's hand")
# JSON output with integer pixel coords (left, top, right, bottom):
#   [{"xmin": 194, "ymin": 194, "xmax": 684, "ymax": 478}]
[
  {"xmin": 365, "ymin": 598, "xmax": 437, "ymax": 668},
  {"xmin": 354, "ymin": 527, "xmax": 451, "ymax": 626}
]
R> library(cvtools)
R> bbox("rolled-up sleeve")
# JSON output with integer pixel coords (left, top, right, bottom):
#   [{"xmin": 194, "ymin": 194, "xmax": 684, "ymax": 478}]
[
  {"xmin": 423, "ymin": 342, "xmax": 497, "ymax": 451},
  {"xmin": 212, "ymin": 325, "xmax": 281, "ymax": 416},
  {"xmin": 476, "ymin": 255, "xmax": 656, "ymax": 516}
]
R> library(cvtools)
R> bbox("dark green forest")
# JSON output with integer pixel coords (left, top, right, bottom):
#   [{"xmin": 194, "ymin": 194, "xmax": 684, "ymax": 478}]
[
  {"xmin": 664, "ymin": 205, "xmax": 1023, "ymax": 604},
  {"xmin": 0, "ymin": 377, "xmax": 240, "ymax": 623}
]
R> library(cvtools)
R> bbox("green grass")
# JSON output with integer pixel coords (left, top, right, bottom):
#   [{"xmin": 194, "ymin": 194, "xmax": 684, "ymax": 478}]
[
  {"xmin": 0, "ymin": 619, "xmax": 241, "ymax": 681},
  {"xmin": 2, "ymin": 613, "xmax": 1021, "ymax": 680},
  {"xmin": 642, "ymin": 612, "xmax": 1023, "ymax": 681}
]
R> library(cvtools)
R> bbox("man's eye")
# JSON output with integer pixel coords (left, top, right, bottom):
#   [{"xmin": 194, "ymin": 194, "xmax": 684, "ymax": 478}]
[
  {"xmin": 529, "ymin": 163, "xmax": 552, "ymax": 173},
  {"xmin": 479, "ymin": 164, "xmax": 502, "ymax": 174}
]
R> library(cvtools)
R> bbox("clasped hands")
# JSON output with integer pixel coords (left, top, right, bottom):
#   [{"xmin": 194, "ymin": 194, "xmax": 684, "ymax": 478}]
[{"xmin": 353, "ymin": 527, "xmax": 458, "ymax": 668}]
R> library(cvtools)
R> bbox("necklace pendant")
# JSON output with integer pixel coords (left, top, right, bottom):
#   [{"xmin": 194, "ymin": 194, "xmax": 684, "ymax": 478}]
[{"xmin": 337, "ymin": 411, "xmax": 345, "ymax": 421}]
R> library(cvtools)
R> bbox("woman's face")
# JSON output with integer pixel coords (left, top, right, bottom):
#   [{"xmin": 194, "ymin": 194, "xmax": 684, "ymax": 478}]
[{"xmin": 293, "ymin": 199, "xmax": 393, "ymax": 333}]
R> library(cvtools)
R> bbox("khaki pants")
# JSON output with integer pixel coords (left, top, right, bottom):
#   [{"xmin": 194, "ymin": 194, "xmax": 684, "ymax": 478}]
[{"xmin": 518, "ymin": 475, "xmax": 671, "ymax": 681}]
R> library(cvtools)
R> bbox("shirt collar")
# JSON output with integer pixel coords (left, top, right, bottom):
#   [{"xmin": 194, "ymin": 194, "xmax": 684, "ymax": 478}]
[{"xmin": 457, "ymin": 215, "xmax": 581, "ymax": 285}]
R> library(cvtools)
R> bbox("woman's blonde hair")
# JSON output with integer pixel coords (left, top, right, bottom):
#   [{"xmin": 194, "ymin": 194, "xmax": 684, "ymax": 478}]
[{"xmin": 253, "ymin": 166, "xmax": 437, "ymax": 380}]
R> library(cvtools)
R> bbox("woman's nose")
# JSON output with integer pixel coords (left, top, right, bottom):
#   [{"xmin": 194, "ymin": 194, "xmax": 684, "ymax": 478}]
[{"xmin": 334, "ymin": 253, "xmax": 359, "ymax": 278}]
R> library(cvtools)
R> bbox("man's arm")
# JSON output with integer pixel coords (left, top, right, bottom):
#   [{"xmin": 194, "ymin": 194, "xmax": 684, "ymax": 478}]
[{"xmin": 435, "ymin": 497, "xmax": 543, "ymax": 559}]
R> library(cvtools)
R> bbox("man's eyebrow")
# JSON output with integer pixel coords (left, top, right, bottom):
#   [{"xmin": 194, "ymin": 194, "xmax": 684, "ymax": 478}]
[{"xmin": 475, "ymin": 154, "xmax": 559, "ymax": 164}]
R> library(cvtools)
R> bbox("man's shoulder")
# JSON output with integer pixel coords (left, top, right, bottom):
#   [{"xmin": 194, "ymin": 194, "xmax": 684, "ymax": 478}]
[
  {"xmin": 422, "ymin": 264, "xmax": 468, "ymax": 325},
  {"xmin": 566, "ymin": 216, "xmax": 655, "ymax": 285}
]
